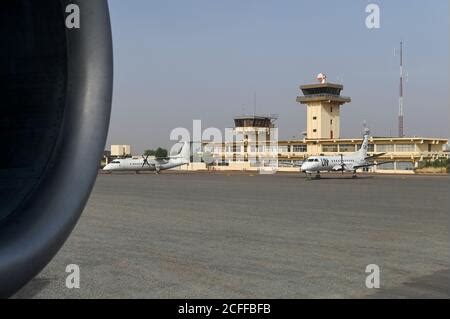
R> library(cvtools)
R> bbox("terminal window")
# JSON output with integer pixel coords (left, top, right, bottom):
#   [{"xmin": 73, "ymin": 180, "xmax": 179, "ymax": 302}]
[
  {"xmin": 339, "ymin": 144, "xmax": 356, "ymax": 152},
  {"xmin": 292, "ymin": 145, "xmax": 307, "ymax": 153},
  {"xmin": 322, "ymin": 145, "xmax": 338, "ymax": 152},
  {"xmin": 377, "ymin": 162, "xmax": 395, "ymax": 170},
  {"xmin": 396, "ymin": 162, "xmax": 414, "ymax": 170},
  {"xmin": 396, "ymin": 144, "xmax": 415, "ymax": 152},
  {"xmin": 278, "ymin": 146, "xmax": 289, "ymax": 153},
  {"xmin": 377, "ymin": 144, "xmax": 394, "ymax": 152}
]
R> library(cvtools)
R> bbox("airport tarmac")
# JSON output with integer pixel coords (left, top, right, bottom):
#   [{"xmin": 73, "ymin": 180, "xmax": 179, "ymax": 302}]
[{"xmin": 15, "ymin": 172, "xmax": 449, "ymax": 299}]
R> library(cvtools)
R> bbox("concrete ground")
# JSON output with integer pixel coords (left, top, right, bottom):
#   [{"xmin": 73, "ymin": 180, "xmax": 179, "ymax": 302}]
[{"xmin": 14, "ymin": 172, "xmax": 449, "ymax": 299}]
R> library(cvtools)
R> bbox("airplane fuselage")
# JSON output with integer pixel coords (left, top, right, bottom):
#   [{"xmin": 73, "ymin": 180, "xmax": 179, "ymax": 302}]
[
  {"xmin": 103, "ymin": 157, "xmax": 187, "ymax": 172},
  {"xmin": 300, "ymin": 155, "xmax": 366, "ymax": 173},
  {"xmin": 103, "ymin": 142, "xmax": 190, "ymax": 173},
  {"xmin": 300, "ymin": 132, "xmax": 374, "ymax": 175}
]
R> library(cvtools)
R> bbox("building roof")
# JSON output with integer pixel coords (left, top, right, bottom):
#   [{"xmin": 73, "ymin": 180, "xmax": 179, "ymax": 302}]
[
  {"xmin": 300, "ymin": 83, "xmax": 344, "ymax": 90},
  {"xmin": 297, "ymin": 81, "xmax": 351, "ymax": 104},
  {"xmin": 279, "ymin": 137, "xmax": 448, "ymax": 144},
  {"xmin": 233, "ymin": 114, "xmax": 277, "ymax": 128},
  {"xmin": 233, "ymin": 114, "xmax": 278, "ymax": 120},
  {"xmin": 296, "ymin": 95, "xmax": 351, "ymax": 104}
]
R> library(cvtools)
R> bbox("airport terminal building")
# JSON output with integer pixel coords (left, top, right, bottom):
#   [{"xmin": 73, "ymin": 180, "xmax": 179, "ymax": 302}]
[{"xmin": 196, "ymin": 80, "xmax": 448, "ymax": 174}]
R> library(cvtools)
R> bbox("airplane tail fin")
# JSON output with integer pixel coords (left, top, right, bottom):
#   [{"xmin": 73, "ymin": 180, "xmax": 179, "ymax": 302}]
[
  {"xmin": 357, "ymin": 128, "xmax": 370, "ymax": 158},
  {"xmin": 171, "ymin": 142, "xmax": 190, "ymax": 163}
]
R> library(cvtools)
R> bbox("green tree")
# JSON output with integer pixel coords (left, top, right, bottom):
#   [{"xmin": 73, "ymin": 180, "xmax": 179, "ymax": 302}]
[
  {"xmin": 420, "ymin": 157, "xmax": 450, "ymax": 168},
  {"xmin": 143, "ymin": 147, "xmax": 168, "ymax": 158},
  {"xmin": 155, "ymin": 147, "xmax": 168, "ymax": 158},
  {"xmin": 144, "ymin": 149, "xmax": 155, "ymax": 156}
]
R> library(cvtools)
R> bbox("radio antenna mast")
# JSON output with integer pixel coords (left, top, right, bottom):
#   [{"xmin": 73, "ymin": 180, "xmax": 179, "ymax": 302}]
[{"xmin": 398, "ymin": 41, "xmax": 404, "ymax": 137}]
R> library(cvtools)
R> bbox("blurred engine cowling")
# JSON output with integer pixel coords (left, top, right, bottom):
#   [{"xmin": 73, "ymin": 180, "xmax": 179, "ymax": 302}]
[{"xmin": 0, "ymin": 0, "xmax": 113, "ymax": 297}]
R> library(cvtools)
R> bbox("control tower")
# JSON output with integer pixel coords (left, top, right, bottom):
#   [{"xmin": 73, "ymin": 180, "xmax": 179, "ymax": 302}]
[
  {"xmin": 233, "ymin": 114, "xmax": 277, "ymax": 144},
  {"xmin": 296, "ymin": 74, "xmax": 351, "ymax": 139}
]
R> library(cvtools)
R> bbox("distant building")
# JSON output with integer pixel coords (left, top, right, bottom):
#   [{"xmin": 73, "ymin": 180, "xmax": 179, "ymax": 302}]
[
  {"xmin": 200, "ymin": 76, "xmax": 448, "ymax": 174},
  {"xmin": 111, "ymin": 145, "xmax": 131, "ymax": 157},
  {"xmin": 296, "ymin": 81, "xmax": 350, "ymax": 139},
  {"xmin": 206, "ymin": 115, "xmax": 278, "ymax": 170}
]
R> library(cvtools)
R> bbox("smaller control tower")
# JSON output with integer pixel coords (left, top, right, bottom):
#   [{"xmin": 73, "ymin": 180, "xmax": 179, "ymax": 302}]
[
  {"xmin": 231, "ymin": 115, "xmax": 278, "ymax": 167},
  {"xmin": 296, "ymin": 73, "xmax": 351, "ymax": 139},
  {"xmin": 233, "ymin": 114, "xmax": 277, "ymax": 144}
]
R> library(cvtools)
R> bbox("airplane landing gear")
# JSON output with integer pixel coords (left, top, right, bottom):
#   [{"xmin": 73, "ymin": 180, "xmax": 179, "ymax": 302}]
[
  {"xmin": 352, "ymin": 170, "xmax": 357, "ymax": 179},
  {"xmin": 315, "ymin": 172, "xmax": 321, "ymax": 179}
]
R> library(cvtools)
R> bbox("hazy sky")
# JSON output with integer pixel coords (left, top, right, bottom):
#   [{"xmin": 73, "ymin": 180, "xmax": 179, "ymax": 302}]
[{"xmin": 106, "ymin": 0, "xmax": 449, "ymax": 153}]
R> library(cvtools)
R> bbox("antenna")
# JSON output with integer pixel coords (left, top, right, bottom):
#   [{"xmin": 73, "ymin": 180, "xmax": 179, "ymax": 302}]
[
  {"xmin": 398, "ymin": 41, "xmax": 404, "ymax": 137},
  {"xmin": 317, "ymin": 73, "xmax": 327, "ymax": 84},
  {"xmin": 253, "ymin": 92, "xmax": 257, "ymax": 116}
]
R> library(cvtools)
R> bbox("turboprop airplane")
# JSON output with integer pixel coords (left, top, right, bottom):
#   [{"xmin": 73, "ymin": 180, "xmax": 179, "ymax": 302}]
[
  {"xmin": 103, "ymin": 142, "xmax": 190, "ymax": 174},
  {"xmin": 300, "ymin": 129, "xmax": 392, "ymax": 179}
]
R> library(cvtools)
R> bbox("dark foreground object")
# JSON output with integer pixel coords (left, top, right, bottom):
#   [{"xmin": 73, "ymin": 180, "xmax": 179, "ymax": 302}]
[
  {"xmin": 0, "ymin": 0, "xmax": 113, "ymax": 297},
  {"xmin": 16, "ymin": 173, "xmax": 449, "ymax": 298}
]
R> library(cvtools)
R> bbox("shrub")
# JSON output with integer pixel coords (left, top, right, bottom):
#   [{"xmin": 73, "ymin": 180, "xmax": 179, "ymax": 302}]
[{"xmin": 420, "ymin": 158, "xmax": 450, "ymax": 169}]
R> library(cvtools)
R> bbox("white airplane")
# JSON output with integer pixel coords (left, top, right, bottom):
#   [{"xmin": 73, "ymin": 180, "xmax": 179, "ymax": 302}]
[
  {"xmin": 300, "ymin": 130, "xmax": 392, "ymax": 179},
  {"xmin": 103, "ymin": 142, "xmax": 190, "ymax": 174}
]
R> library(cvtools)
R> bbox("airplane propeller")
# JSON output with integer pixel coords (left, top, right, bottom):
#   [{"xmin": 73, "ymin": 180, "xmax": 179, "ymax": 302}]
[
  {"xmin": 340, "ymin": 154, "xmax": 346, "ymax": 174},
  {"xmin": 142, "ymin": 155, "xmax": 151, "ymax": 168}
]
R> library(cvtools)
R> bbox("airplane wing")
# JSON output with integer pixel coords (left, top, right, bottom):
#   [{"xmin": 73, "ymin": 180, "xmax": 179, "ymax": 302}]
[
  {"xmin": 153, "ymin": 158, "xmax": 169, "ymax": 164},
  {"xmin": 354, "ymin": 161, "xmax": 394, "ymax": 169},
  {"xmin": 279, "ymin": 161, "xmax": 303, "ymax": 167},
  {"xmin": 365, "ymin": 153, "xmax": 386, "ymax": 160}
]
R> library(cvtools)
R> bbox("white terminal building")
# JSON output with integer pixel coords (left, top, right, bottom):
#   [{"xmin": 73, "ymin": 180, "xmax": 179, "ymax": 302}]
[
  {"xmin": 110, "ymin": 144, "xmax": 132, "ymax": 157},
  {"xmin": 198, "ymin": 76, "xmax": 448, "ymax": 174}
]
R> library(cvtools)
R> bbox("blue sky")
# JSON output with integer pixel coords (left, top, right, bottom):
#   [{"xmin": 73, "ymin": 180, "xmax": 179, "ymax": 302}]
[{"xmin": 107, "ymin": 0, "xmax": 448, "ymax": 152}]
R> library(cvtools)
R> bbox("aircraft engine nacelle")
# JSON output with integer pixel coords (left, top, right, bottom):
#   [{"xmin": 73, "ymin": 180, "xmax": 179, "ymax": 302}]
[{"xmin": 0, "ymin": 0, "xmax": 113, "ymax": 297}]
